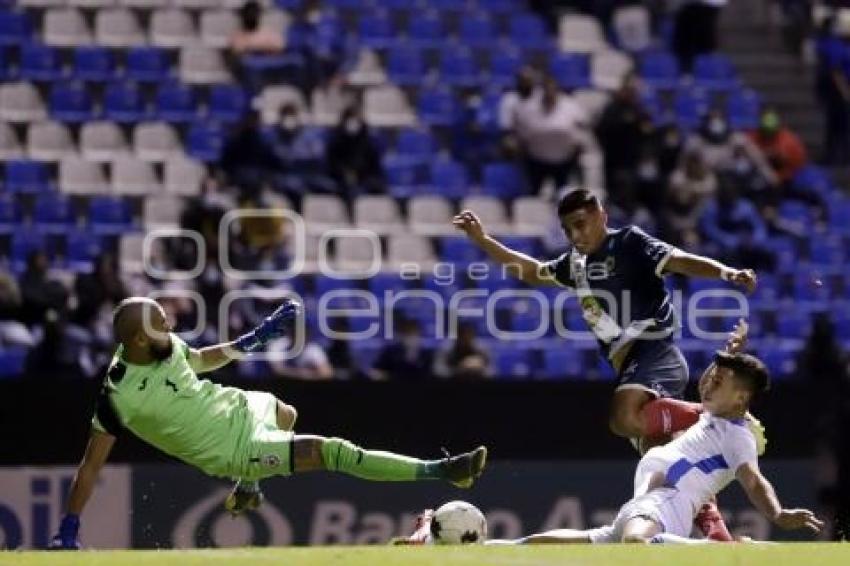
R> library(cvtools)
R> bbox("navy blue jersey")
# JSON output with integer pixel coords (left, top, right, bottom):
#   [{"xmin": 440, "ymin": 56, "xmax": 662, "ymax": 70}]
[{"xmin": 539, "ymin": 226, "xmax": 679, "ymax": 366}]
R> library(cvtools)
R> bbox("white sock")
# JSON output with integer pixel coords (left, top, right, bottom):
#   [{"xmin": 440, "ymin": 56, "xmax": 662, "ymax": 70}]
[{"xmin": 650, "ymin": 533, "xmax": 713, "ymax": 544}]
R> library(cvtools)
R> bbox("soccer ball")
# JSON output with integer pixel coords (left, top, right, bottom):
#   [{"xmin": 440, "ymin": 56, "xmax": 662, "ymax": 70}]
[{"xmin": 430, "ymin": 500, "xmax": 487, "ymax": 544}]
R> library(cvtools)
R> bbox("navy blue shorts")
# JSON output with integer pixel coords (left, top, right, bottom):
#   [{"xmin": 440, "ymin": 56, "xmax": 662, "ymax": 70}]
[{"xmin": 617, "ymin": 339, "xmax": 688, "ymax": 399}]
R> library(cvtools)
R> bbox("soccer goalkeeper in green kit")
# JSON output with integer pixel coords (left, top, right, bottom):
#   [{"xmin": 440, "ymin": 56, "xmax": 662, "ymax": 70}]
[{"xmin": 50, "ymin": 297, "xmax": 487, "ymax": 549}]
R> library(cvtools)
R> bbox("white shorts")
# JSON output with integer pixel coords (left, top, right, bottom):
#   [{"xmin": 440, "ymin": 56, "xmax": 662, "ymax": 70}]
[{"xmin": 588, "ymin": 488, "xmax": 694, "ymax": 543}]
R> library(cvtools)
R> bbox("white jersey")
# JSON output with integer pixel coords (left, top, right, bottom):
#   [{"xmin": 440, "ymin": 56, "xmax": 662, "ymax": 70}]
[{"xmin": 638, "ymin": 412, "xmax": 758, "ymax": 516}]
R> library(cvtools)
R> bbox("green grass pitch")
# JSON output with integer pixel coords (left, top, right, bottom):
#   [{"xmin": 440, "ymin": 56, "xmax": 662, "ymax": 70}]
[{"xmin": 4, "ymin": 544, "xmax": 850, "ymax": 566}]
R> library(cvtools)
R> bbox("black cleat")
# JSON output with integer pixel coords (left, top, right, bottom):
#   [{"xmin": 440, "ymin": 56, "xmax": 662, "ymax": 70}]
[
  {"xmin": 224, "ymin": 481, "xmax": 264, "ymax": 517},
  {"xmin": 443, "ymin": 446, "xmax": 488, "ymax": 488}
]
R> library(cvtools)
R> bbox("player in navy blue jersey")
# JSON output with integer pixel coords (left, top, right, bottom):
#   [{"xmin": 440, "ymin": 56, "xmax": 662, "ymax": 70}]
[{"xmin": 454, "ymin": 188, "xmax": 758, "ymax": 541}]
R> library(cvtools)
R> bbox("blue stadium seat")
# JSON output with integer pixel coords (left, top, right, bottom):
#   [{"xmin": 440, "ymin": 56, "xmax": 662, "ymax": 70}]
[
  {"xmin": 125, "ymin": 47, "xmax": 170, "ymax": 83},
  {"xmin": 421, "ymin": 273, "xmax": 461, "ymax": 301},
  {"xmin": 64, "ymin": 229, "xmax": 103, "ymax": 272},
  {"xmin": 792, "ymin": 165, "xmax": 834, "ymax": 198},
  {"xmin": 5, "ymin": 160, "xmax": 50, "ymax": 193},
  {"xmin": 549, "ymin": 52, "xmax": 591, "ymax": 90},
  {"xmin": 395, "ymin": 128, "xmax": 437, "ymax": 164},
  {"xmin": 492, "ymin": 348, "xmax": 534, "ymax": 379},
  {"xmin": 274, "ymin": 0, "xmax": 303, "ymax": 8},
  {"xmin": 208, "ymin": 84, "xmax": 248, "ymax": 123},
  {"xmin": 482, "ymin": 162, "xmax": 525, "ymax": 198},
  {"xmin": 33, "ymin": 193, "xmax": 75, "ymax": 233},
  {"xmin": 103, "ymin": 82, "xmax": 147, "ymax": 123},
  {"xmin": 0, "ymin": 193, "xmax": 19, "ymax": 234},
  {"xmin": 73, "ymin": 47, "xmax": 115, "ymax": 82},
  {"xmin": 674, "ymin": 88, "xmax": 708, "ymax": 130},
  {"xmin": 314, "ymin": 274, "xmax": 361, "ymax": 296},
  {"xmin": 429, "ymin": 159, "xmax": 468, "ymax": 199},
  {"xmin": 757, "ymin": 344, "xmax": 797, "ymax": 379},
  {"xmin": 0, "ymin": 11, "xmax": 31, "ymax": 46},
  {"xmin": 475, "ymin": 89, "xmax": 502, "ymax": 132},
  {"xmin": 368, "ymin": 272, "xmax": 410, "ymax": 297},
  {"xmin": 10, "ymin": 230, "xmax": 48, "ymax": 271},
  {"xmin": 478, "ymin": 0, "xmax": 522, "ymax": 12},
  {"xmin": 439, "ymin": 48, "xmax": 480, "ymax": 87},
  {"xmin": 325, "ymin": 0, "xmax": 368, "ymax": 8},
  {"xmin": 88, "ymin": 196, "xmax": 134, "ymax": 235},
  {"xmin": 775, "ymin": 310, "xmax": 812, "ymax": 339},
  {"xmin": 49, "ymin": 83, "xmax": 96, "ymax": 123},
  {"xmin": 407, "ymin": 14, "xmax": 444, "ymax": 48},
  {"xmin": 417, "ymin": 88, "xmax": 462, "ymax": 127},
  {"xmin": 832, "ymin": 310, "xmax": 850, "ymax": 340},
  {"xmin": 474, "ymin": 265, "xmax": 517, "ymax": 293},
  {"xmin": 508, "ymin": 14, "xmax": 550, "ymax": 49},
  {"xmin": 638, "ymin": 51, "xmax": 679, "ymax": 90},
  {"xmin": 693, "ymin": 53, "xmax": 737, "ymax": 91},
  {"xmin": 809, "ymin": 236, "xmax": 845, "ymax": 267},
  {"xmin": 489, "ymin": 49, "xmax": 522, "ymax": 88},
  {"xmin": 499, "ymin": 236, "xmax": 540, "ymax": 257},
  {"xmin": 0, "ymin": 47, "xmax": 12, "ymax": 80},
  {"xmin": 428, "ymin": 0, "xmax": 464, "ymax": 12},
  {"xmin": 459, "ymin": 14, "xmax": 498, "ymax": 47},
  {"xmin": 19, "ymin": 44, "xmax": 62, "ymax": 82},
  {"xmin": 348, "ymin": 339, "xmax": 384, "ymax": 372},
  {"xmin": 0, "ymin": 347, "xmax": 27, "ymax": 378},
  {"xmin": 156, "ymin": 83, "xmax": 198, "ymax": 123},
  {"xmin": 358, "ymin": 13, "xmax": 395, "ymax": 49},
  {"xmin": 186, "ymin": 122, "xmax": 224, "ymax": 162},
  {"xmin": 383, "ymin": 157, "xmax": 421, "ymax": 199},
  {"xmin": 439, "ymin": 236, "xmax": 485, "ymax": 263},
  {"xmin": 777, "ymin": 201, "xmax": 815, "ymax": 225},
  {"xmin": 387, "ymin": 47, "xmax": 425, "ymax": 87},
  {"xmin": 792, "ymin": 272, "xmax": 832, "ymax": 303},
  {"xmin": 540, "ymin": 347, "xmax": 583, "ymax": 379},
  {"xmin": 726, "ymin": 88, "xmax": 760, "ymax": 130},
  {"xmin": 828, "ymin": 197, "xmax": 850, "ymax": 236}
]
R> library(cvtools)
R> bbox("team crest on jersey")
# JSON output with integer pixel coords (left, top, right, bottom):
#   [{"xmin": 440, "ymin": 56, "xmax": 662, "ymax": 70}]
[
  {"xmin": 585, "ymin": 256, "xmax": 615, "ymax": 280},
  {"xmin": 261, "ymin": 454, "xmax": 281, "ymax": 468}
]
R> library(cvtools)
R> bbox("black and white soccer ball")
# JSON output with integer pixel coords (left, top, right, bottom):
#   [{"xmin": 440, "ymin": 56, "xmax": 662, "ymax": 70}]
[{"xmin": 430, "ymin": 500, "xmax": 487, "ymax": 545}]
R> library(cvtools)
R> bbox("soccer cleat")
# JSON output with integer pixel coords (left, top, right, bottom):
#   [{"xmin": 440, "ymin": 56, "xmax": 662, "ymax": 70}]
[
  {"xmin": 442, "ymin": 446, "xmax": 488, "ymax": 488},
  {"xmin": 745, "ymin": 411, "xmax": 767, "ymax": 456},
  {"xmin": 224, "ymin": 481, "xmax": 264, "ymax": 517}
]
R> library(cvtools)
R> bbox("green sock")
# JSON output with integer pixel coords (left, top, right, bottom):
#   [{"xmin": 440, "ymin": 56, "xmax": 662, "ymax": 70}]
[{"xmin": 321, "ymin": 437, "xmax": 443, "ymax": 481}]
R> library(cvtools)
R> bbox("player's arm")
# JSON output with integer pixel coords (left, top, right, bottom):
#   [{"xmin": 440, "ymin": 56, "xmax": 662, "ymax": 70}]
[
  {"xmin": 186, "ymin": 342, "xmax": 246, "ymax": 374},
  {"xmin": 663, "ymin": 248, "xmax": 757, "ymax": 293},
  {"xmin": 736, "ymin": 462, "xmax": 824, "ymax": 533},
  {"xmin": 453, "ymin": 210, "xmax": 554, "ymax": 286},
  {"xmin": 50, "ymin": 430, "xmax": 116, "ymax": 550}
]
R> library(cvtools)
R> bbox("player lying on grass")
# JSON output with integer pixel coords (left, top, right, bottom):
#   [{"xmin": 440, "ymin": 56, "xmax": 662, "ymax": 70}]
[
  {"xmin": 49, "ymin": 297, "xmax": 487, "ymax": 550},
  {"xmin": 454, "ymin": 188, "xmax": 758, "ymax": 540},
  {"xmin": 485, "ymin": 349, "xmax": 823, "ymax": 544}
]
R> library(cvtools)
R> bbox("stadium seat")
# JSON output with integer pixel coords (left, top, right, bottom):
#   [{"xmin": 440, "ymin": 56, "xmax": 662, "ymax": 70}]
[
  {"xmin": 10, "ymin": 231, "xmax": 48, "ymax": 272},
  {"xmin": 0, "ymin": 194, "xmax": 20, "ymax": 234},
  {"xmin": 89, "ymin": 196, "xmax": 135, "ymax": 235},
  {"xmin": 792, "ymin": 271, "xmax": 832, "ymax": 303},
  {"xmin": 482, "ymin": 162, "xmax": 526, "ymax": 198},
  {"xmin": 5, "ymin": 160, "xmax": 50, "ymax": 193},
  {"xmin": 256, "ymin": 85, "xmax": 309, "ymax": 123},
  {"xmin": 26, "ymin": 121, "xmax": 72, "ymax": 162},
  {"xmin": 33, "ymin": 193, "xmax": 75, "ymax": 234},
  {"xmin": 0, "ymin": 82, "xmax": 47, "ymax": 123},
  {"xmin": 387, "ymin": 234, "xmax": 437, "ymax": 270},
  {"xmin": 150, "ymin": 9, "xmax": 196, "ymax": 48},
  {"xmin": 409, "ymin": 195, "xmax": 454, "ymax": 236},
  {"xmin": 499, "ymin": 236, "xmax": 540, "ymax": 258},
  {"xmin": 417, "ymin": 88, "xmax": 462, "ymax": 127},
  {"xmin": 43, "ymin": 8, "xmax": 91, "ymax": 47},
  {"xmin": 133, "ymin": 122, "xmax": 180, "ymax": 162},
  {"xmin": 757, "ymin": 344, "xmax": 797, "ymax": 379},
  {"xmin": 673, "ymin": 88, "xmax": 708, "ymax": 131},
  {"xmin": 200, "ymin": 9, "xmax": 239, "ymax": 48},
  {"xmin": 387, "ymin": 47, "xmax": 426, "ymax": 87},
  {"xmin": 429, "ymin": 159, "xmax": 468, "ymax": 200},
  {"xmin": 612, "ymin": 5, "xmax": 652, "ymax": 52},
  {"xmin": 459, "ymin": 14, "xmax": 498, "ymax": 47},
  {"xmin": 59, "ymin": 157, "xmax": 109, "ymax": 195},
  {"xmin": 186, "ymin": 122, "xmax": 224, "ymax": 162},
  {"xmin": 591, "ymin": 49, "xmax": 634, "ymax": 91},
  {"xmin": 727, "ymin": 88, "xmax": 761, "ymax": 130},
  {"xmin": 439, "ymin": 47, "xmax": 481, "ymax": 88},
  {"xmin": 63, "ymin": 229, "xmax": 101, "ymax": 273},
  {"xmin": 144, "ymin": 195, "xmax": 185, "ymax": 230},
  {"xmin": 363, "ymin": 85, "xmax": 416, "ymax": 127},
  {"xmin": 439, "ymin": 236, "xmax": 485, "ymax": 264},
  {"xmin": 775, "ymin": 310, "xmax": 812, "ymax": 339},
  {"xmin": 0, "ymin": 11, "xmax": 32, "ymax": 46},
  {"xmin": 164, "ymin": 155, "xmax": 205, "ymax": 196},
  {"xmin": 573, "ymin": 89, "xmax": 611, "ymax": 122},
  {"xmin": 491, "ymin": 349, "xmax": 534, "ymax": 380},
  {"xmin": 513, "ymin": 196, "xmax": 552, "ymax": 236},
  {"xmin": 558, "ymin": 13, "xmax": 607, "ymax": 53},
  {"xmin": 460, "ymin": 196, "xmax": 509, "ymax": 233},
  {"xmin": 354, "ymin": 195, "xmax": 405, "ymax": 235},
  {"xmin": 156, "ymin": 83, "xmax": 198, "ymax": 123},
  {"xmin": 95, "ymin": 8, "xmax": 145, "ymax": 48},
  {"xmin": 303, "ymin": 194, "xmax": 350, "ymax": 235},
  {"xmin": 125, "ymin": 47, "xmax": 171, "ymax": 83},
  {"xmin": 809, "ymin": 236, "xmax": 845, "ymax": 267},
  {"xmin": 828, "ymin": 197, "xmax": 850, "ymax": 236},
  {"xmin": 358, "ymin": 12, "xmax": 394, "ymax": 50},
  {"xmin": 208, "ymin": 84, "xmax": 248, "ymax": 123},
  {"xmin": 334, "ymin": 236, "xmax": 383, "ymax": 273},
  {"xmin": 549, "ymin": 53, "xmax": 591, "ymax": 90},
  {"xmin": 118, "ymin": 233, "xmax": 145, "ymax": 275},
  {"xmin": 347, "ymin": 49, "xmax": 389, "ymax": 88},
  {"xmin": 489, "ymin": 49, "xmax": 522, "ymax": 88},
  {"xmin": 19, "ymin": 44, "xmax": 63, "ymax": 82},
  {"xmin": 693, "ymin": 53, "xmax": 738, "ymax": 91},
  {"xmin": 103, "ymin": 82, "xmax": 147, "ymax": 123},
  {"xmin": 383, "ymin": 157, "xmax": 421, "ymax": 199},
  {"xmin": 407, "ymin": 13, "xmax": 444, "ymax": 48},
  {"xmin": 540, "ymin": 348, "xmax": 583, "ymax": 379},
  {"xmin": 638, "ymin": 51, "xmax": 679, "ymax": 90},
  {"xmin": 509, "ymin": 14, "xmax": 550, "ymax": 49},
  {"xmin": 0, "ymin": 121, "xmax": 22, "ymax": 160},
  {"xmin": 73, "ymin": 46, "xmax": 115, "ymax": 82},
  {"xmin": 367, "ymin": 272, "xmax": 410, "ymax": 297},
  {"xmin": 112, "ymin": 156, "xmax": 162, "ymax": 196},
  {"xmin": 395, "ymin": 128, "xmax": 437, "ymax": 165},
  {"xmin": 80, "ymin": 121, "xmax": 129, "ymax": 162},
  {"xmin": 180, "ymin": 45, "xmax": 230, "ymax": 85},
  {"xmin": 49, "ymin": 83, "xmax": 95, "ymax": 123},
  {"xmin": 0, "ymin": 348, "xmax": 27, "ymax": 378}
]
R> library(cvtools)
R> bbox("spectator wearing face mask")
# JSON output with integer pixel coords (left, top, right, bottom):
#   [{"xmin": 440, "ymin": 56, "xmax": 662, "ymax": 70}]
[
  {"xmin": 326, "ymin": 105, "xmax": 384, "ymax": 197},
  {"xmin": 265, "ymin": 103, "xmax": 336, "ymax": 196},
  {"xmin": 433, "ymin": 322, "xmax": 492, "ymax": 380},
  {"xmin": 688, "ymin": 109, "xmax": 775, "ymax": 177},
  {"xmin": 229, "ymin": 0, "xmax": 284, "ymax": 56},
  {"xmin": 220, "ymin": 111, "xmax": 282, "ymax": 189}
]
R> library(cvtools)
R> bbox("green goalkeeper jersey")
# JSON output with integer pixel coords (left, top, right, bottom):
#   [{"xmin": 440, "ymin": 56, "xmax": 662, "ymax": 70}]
[{"xmin": 92, "ymin": 333, "xmax": 256, "ymax": 479}]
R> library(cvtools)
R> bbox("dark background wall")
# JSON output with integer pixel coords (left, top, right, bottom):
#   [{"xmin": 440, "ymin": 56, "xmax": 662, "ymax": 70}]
[{"xmin": 2, "ymin": 377, "xmax": 817, "ymax": 464}]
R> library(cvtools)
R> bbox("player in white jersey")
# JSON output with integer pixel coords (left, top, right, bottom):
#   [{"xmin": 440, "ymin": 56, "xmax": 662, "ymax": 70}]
[{"xmin": 489, "ymin": 349, "xmax": 823, "ymax": 544}]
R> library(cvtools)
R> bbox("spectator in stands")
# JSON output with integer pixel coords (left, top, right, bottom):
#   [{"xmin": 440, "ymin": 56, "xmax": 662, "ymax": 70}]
[
  {"xmin": 673, "ymin": 0, "xmax": 727, "ymax": 73},
  {"xmin": 513, "ymin": 75, "xmax": 591, "ymax": 195},
  {"xmin": 0, "ymin": 271, "xmax": 34, "ymax": 348},
  {"xmin": 267, "ymin": 326, "xmax": 334, "ymax": 380},
  {"xmin": 499, "ymin": 66, "xmax": 540, "ymax": 134},
  {"xmin": 748, "ymin": 108, "xmax": 807, "ymax": 186},
  {"xmin": 326, "ymin": 317, "xmax": 356, "ymax": 379},
  {"xmin": 229, "ymin": 0, "xmax": 284, "ymax": 56},
  {"xmin": 664, "ymin": 148, "xmax": 717, "ymax": 248},
  {"xmin": 18, "ymin": 251, "xmax": 68, "ymax": 326},
  {"xmin": 687, "ymin": 109, "xmax": 777, "ymax": 179},
  {"xmin": 267, "ymin": 103, "xmax": 337, "ymax": 196},
  {"xmin": 220, "ymin": 111, "xmax": 282, "ymax": 190},
  {"xmin": 326, "ymin": 105, "xmax": 384, "ymax": 197},
  {"xmin": 433, "ymin": 322, "xmax": 492, "ymax": 380},
  {"xmin": 369, "ymin": 318, "xmax": 434, "ymax": 381},
  {"xmin": 71, "ymin": 253, "xmax": 127, "ymax": 333},
  {"xmin": 814, "ymin": 16, "xmax": 850, "ymax": 165},
  {"xmin": 698, "ymin": 173, "xmax": 775, "ymax": 271}
]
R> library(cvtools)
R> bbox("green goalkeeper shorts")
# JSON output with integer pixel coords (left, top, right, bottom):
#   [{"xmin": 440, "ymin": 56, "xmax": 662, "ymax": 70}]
[{"xmin": 238, "ymin": 391, "xmax": 295, "ymax": 482}]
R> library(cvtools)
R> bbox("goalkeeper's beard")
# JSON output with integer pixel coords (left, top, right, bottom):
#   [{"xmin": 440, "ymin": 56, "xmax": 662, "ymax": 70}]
[{"xmin": 149, "ymin": 340, "xmax": 173, "ymax": 361}]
